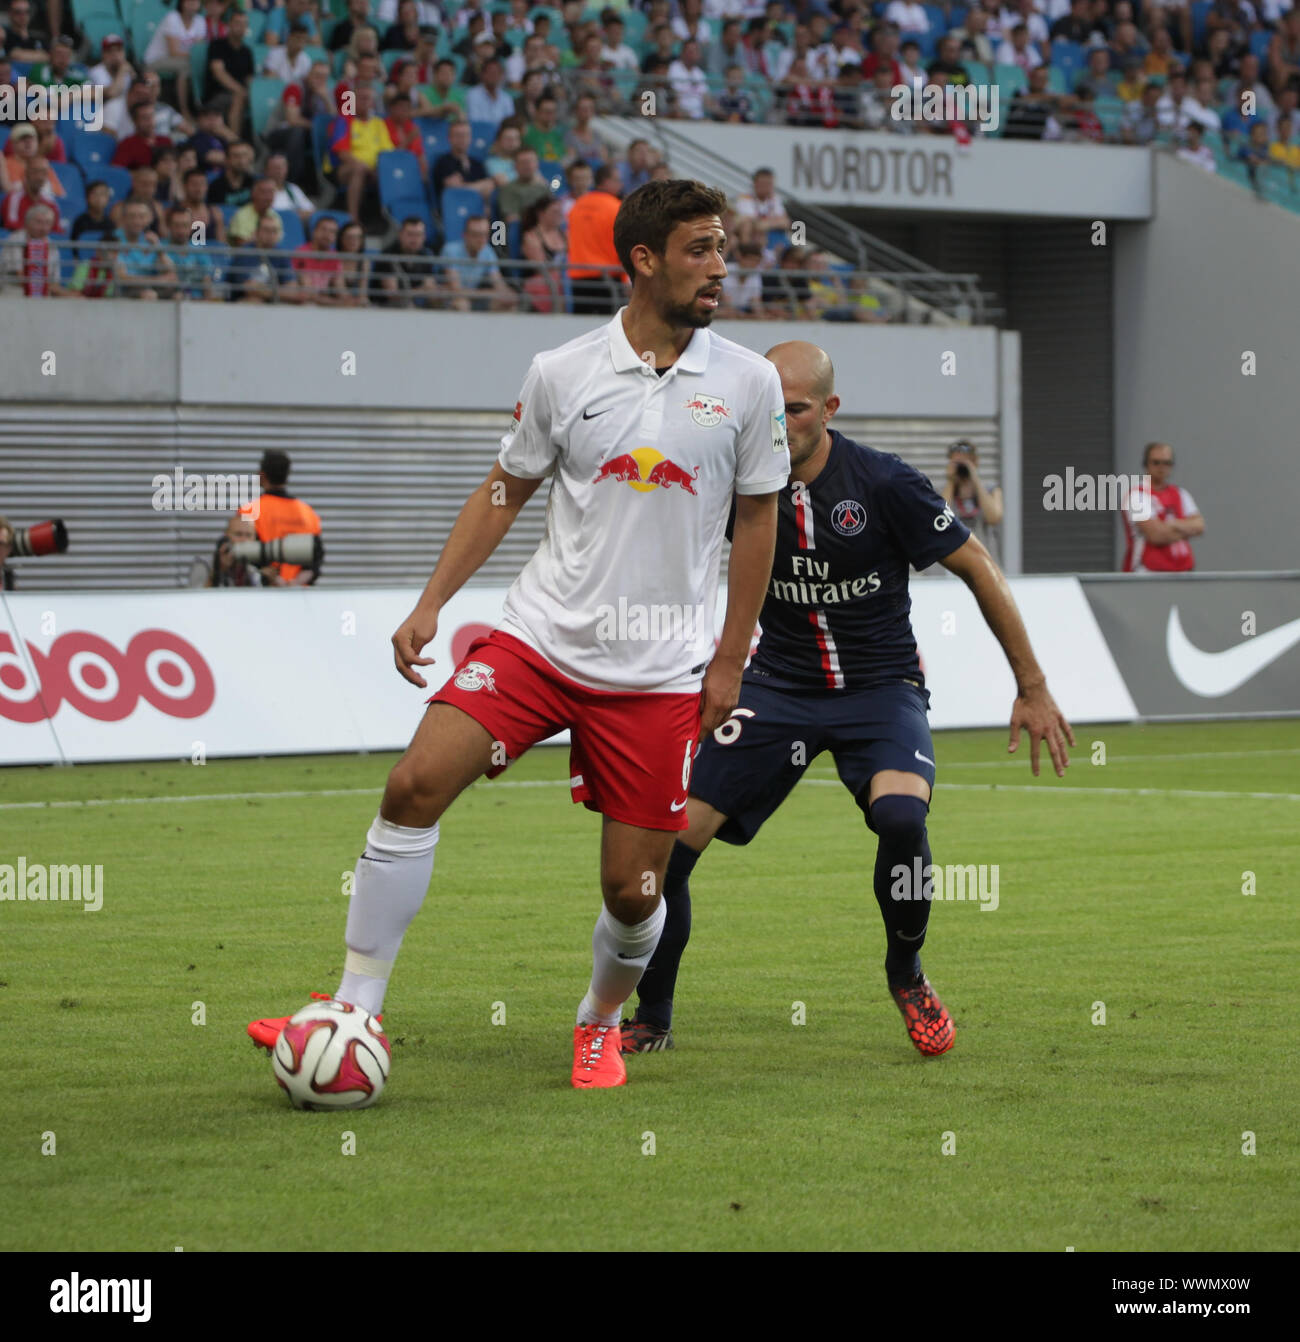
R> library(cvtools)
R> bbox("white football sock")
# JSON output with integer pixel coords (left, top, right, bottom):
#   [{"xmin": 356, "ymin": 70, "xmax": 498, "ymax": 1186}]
[
  {"xmin": 337, "ymin": 813, "xmax": 439, "ymax": 1018},
  {"xmin": 577, "ymin": 899, "xmax": 667, "ymax": 1027}
]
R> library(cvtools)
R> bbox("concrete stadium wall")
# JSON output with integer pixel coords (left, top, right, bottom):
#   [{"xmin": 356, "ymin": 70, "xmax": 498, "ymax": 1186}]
[
  {"xmin": 1113, "ymin": 155, "xmax": 1300, "ymax": 572},
  {"xmin": 1, "ymin": 302, "xmax": 1001, "ymax": 418}
]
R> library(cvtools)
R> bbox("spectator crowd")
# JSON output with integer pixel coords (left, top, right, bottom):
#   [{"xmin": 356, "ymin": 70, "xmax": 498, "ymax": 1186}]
[{"xmin": 3, "ymin": 0, "xmax": 1298, "ymax": 305}]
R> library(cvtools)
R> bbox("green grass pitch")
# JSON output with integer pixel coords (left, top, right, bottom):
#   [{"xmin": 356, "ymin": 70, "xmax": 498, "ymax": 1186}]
[{"xmin": 3, "ymin": 719, "xmax": 1297, "ymax": 1251}]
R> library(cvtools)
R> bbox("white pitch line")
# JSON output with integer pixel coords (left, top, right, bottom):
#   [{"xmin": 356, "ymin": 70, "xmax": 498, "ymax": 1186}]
[
  {"xmin": 4, "ymin": 776, "xmax": 1300, "ymax": 812},
  {"xmin": 800, "ymin": 779, "xmax": 1300, "ymax": 802},
  {"xmin": 911, "ymin": 746, "xmax": 1300, "ymax": 769}
]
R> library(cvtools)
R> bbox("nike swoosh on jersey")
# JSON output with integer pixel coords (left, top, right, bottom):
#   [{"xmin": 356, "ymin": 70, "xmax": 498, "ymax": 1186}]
[
  {"xmin": 582, "ymin": 406, "xmax": 612, "ymax": 420},
  {"xmin": 1166, "ymin": 607, "xmax": 1300, "ymax": 697},
  {"xmin": 914, "ymin": 750, "xmax": 935, "ymax": 767},
  {"xmin": 669, "ymin": 798, "xmax": 688, "ymax": 811}
]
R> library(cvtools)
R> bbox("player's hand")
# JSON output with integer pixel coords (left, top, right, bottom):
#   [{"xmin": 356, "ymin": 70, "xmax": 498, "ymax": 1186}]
[
  {"xmin": 699, "ymin": 658, "xmax": 743, "ymax": 736},
  {"xmin": 1008, "ymin": 683, "xmax": 1076, "ymax": 778},
  {"xmin": 392, "ymin": 610, "xmax": 439, "ymax": 688}
]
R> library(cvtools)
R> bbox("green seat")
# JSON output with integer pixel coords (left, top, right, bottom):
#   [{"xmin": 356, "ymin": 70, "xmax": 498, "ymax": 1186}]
[
  {"xmin": 127, "ymin": 0, "xmax": 167, "ymax": 65},
  {"xmin": 249, "ymin": 75, "xmax": 286, "ymax": 138},
  {"xmin": 994, "ymin": 62, "xmax": 1027, "ymax": 101},
  {"xmin": 1093, "ymin": 96, "xmax": 1125, "ymax": 137},
  {"xmin": 189, "ymin": 39, "xmax": 208, "ymax": 91},
  {"xmin": 963, "ymin": 60, "xmax": 991, "ymax": 86}
]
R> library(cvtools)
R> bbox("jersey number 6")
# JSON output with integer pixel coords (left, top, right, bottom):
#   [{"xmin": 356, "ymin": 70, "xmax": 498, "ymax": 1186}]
[{"xmin": 713, "ymin": 707, "xmax": 756, "ymax": 746}]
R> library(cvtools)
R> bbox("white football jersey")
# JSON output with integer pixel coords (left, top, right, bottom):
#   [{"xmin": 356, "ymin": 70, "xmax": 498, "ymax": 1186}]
[{"xmin": 497, "ymin": 309, "xmax": 790, "ymax": 692}]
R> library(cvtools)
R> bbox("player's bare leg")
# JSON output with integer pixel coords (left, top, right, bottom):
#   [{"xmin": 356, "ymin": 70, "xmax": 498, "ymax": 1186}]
[
  {"xmin": 623, "ymin": 796, "xmax": 726, "ymax": 1053},
  {"xmin": 867, "ymin": 770, "xmax": 954, "ymax": 1057},
  {"xmin": 572, "ymin": 817, "xmax": 677, "ymax": 1087}
]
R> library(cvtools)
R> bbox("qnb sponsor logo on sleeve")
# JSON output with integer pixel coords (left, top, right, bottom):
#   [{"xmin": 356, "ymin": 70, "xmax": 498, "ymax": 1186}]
[
  {"xmin": 0, "ymin": 631, "xmax": 215, "ymax": 722},
  {"xmin": 1166, "ymin": 608, "xmax": 1300, "ymax": 698}
]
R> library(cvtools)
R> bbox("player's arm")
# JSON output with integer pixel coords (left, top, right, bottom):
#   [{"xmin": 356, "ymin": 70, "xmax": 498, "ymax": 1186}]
[
  {"xmin": 1135, "ymin": 516, "xmax": 1185, "ymax": 545},
  {"xmin": 703, "ymin": 489, "xmax": 778, "ymax": 734},
  {"xmin": 939, "ymin": 534, "xmax": 1075, "ymax": 778},
  {"xmin": 392, "ymin": 463, "xmax": 543, "ymax": 686}
]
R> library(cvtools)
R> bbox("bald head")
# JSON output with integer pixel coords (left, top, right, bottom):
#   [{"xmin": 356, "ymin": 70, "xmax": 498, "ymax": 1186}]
[
  {"xmin": 766, "ymin": 340, "xmax": 835, "ymax": 402},
  {"xmin": 765, "ymin": 341, "xmax": 839, "ymax": 475}
]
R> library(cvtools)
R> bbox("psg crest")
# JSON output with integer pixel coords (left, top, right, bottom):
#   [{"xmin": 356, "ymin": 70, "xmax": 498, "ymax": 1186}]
[{"xmin": 832, "ymin": 499, "xmax": 867, "ymax": 535}]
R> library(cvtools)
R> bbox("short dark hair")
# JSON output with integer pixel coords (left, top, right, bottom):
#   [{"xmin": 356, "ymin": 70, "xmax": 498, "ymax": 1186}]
[
  {"xmin": 183, "ymin": 166, "xmax": 209, "ymax": 184},
  {"xmin": 399, "ymin": 214, "xmax": 426, "ymax": 229},
  {"xmin": 260, "ymin": 450, "xmax": 291, "ymax": 485},
  {"xmin": 86, "ymin": 178, "xmax": 109, "ymax": 194},
  {"xmin": 613, "ymin": 178, "xmax": 727, "ymax": 281},
  {"xmin": 167, "ymin": 203, "xmax": 192, "ymax": 222}
]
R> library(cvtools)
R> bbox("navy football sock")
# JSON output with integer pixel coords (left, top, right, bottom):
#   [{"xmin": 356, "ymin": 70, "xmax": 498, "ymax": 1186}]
[
  {"xmin": 634, "ymin": 840, "xmax": 700, "ymax": 1030},
  {"xmin": 868, "ymin": 794, "xmax": 933, "ymax": 985}
]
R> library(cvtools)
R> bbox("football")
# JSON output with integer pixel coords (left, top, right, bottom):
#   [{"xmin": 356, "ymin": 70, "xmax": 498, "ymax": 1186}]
[{"xmin": 272, "ymin": 999, "xmax": 391, "ymax": 1110}]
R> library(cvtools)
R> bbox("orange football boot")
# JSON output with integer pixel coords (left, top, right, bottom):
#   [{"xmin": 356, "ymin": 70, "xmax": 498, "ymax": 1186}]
[
  {"xmin": 572, "ymin": 1023, "xmax": 627, "ymax": 1088},
  {"xmin": 890, "ymin": 975, "xmax": 955, "ymax": 1057},
  {"xmin": 248, "ymin": 992, "xmax": 382, "ymax": 1053}
]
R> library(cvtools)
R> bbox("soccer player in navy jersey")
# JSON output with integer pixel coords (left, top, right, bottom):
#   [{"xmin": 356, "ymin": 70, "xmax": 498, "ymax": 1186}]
[{"xmin": 622, "ymin": 340, "xmax": 1075, "ymax": 1057}]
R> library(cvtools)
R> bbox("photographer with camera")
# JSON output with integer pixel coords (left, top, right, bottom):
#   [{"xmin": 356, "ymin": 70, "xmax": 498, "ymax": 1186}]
[
  {"xmin": 942, "ymin": 440, "xmax": 1003, "ymax": 565},
  {"xmin": 207, "ymin": 515, "xmax": 265, "ymax": 588},
  {"xmin": 238, "ymin": 449, "xmax": 323, "ymax": 587},
  {"xmin": 0, "ymin": 515, "xmax": 70, "ymax": 588},
  {"xmin": 0, "ymin": 516, "xmax": 14, "ymax": 590}
]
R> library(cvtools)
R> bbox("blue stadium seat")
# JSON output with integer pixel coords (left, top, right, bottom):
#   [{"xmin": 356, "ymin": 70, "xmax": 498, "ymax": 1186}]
[
  {"xmin": 1044, "ymin": 65, "xmax": 1068, "ymax": 95},
  {"xmin": 419, "ymin": 118, "xmax": 451, "ymax": 163},
  {"xmin": 1190, "ymin": 0, "xmax": 1212, "ymax": 47},
  {"xmin": 95, "ymin": 164, "xmax": 134, "ymax": 205},
  {"xmin": 468, "ymin": 120, "xmax": 497, "ymax": 158},
  {"xmin": 51, "ymin": 161, "xmax": 86, "ymax": 220},
  {"xmin": 506, "ymin": 218, "xmax": 521, "ymax": 258},
  {"xmin": 439, "ymin": 186, "xmax": 485, "ymax": 246},
  {"xmin": 378, "ymin": 148, "xmax": 423, "ymax": 211},
  {"xmin": 922, "ymin": 5, "xmax": 946, "ymax": 35},
  {"xmin": 949, "ymin": 5, "xmax": 969, "ymax": 28},
  {"xmin": 312, "ymin": 114, "xmax": 334, "ymax": 180},
  {"xmin": 539, "ymin": 159, "xmax": 565, "ymax": 192},
  {"xmin": 1250, "ymin": 30, "xmax": 1273, "ymax": 64},
  {"xmin": 72, "ymin": 130, "xmax": 117, "ymax": 177},
  {"xmin": 1051, "ymin": 40, "xmax": 1087, "ymax": 82},
  {"xmin": 276, "ymin": 209, "xmax": 306, "ymax": 249}
]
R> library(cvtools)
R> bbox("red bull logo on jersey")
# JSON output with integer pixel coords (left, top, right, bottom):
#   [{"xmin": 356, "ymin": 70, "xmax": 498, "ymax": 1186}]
[
  {"xmin": 592, "ymin": 447, "xmax": 700, "ymax": 495},
  {"xmin": 683, "ymin": 393, "xmax": 730, "ymax": 427}
]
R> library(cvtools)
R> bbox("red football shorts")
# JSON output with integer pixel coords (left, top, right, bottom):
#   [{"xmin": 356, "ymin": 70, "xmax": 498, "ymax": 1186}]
[{"xmin": 429, "ymin": 629, "xmax": 702, "ymax": 831}]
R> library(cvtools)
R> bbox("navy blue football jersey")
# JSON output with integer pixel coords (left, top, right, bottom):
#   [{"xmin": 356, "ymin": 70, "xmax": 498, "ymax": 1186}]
[{"xmin": 728, "ymin": 430, "xmax": 970, "ymax": 692}]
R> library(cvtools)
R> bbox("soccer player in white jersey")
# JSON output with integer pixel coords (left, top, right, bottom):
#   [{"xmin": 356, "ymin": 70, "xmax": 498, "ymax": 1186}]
[{"xmin": 249, "ymin": 179, "xmax": 792, "ymax": 1089}]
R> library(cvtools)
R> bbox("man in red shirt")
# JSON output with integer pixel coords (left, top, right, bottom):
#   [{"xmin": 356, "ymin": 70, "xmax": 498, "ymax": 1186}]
[
  {"xmin": 384, "ymin": 91, "xmax": 426, "ymax": 179},
  {"xmin": 2, "ymin": 156, "xmax": 64, "ymax": 233},
  {"xmin": 1123, "ymin": 441, "xmax": 1205, "ymax": 573},
  {"xmin": 112, "ymin": 101, "xmax": 174, "ymax": 169}
]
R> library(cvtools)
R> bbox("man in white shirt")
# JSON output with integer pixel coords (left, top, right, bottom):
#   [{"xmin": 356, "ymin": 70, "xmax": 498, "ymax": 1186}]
[
  {"xmin": 245, "ymin": 178, "xmax": 789, "ymax": 1092},
  {"xmin": 1176, "ymin": 123, "xmax": 1217, "ymax": 171},
  {"xmin": 672, "ymin": 0, "xmax": 714, "ymax": 51},
  {"xmin": 264, "ymin": 23, "xmax": 313, "ymax": 84},
  {"xmin": 465, "ymin": 57, "xmax": 516, "ymax": 124},
  {"xmin": 996, "ymin": 25, "xmax": 1045, "ymax": 73},
  {"xmin": 668, "ymin": 40, "xmax": 712, "ymax": 120},
  {"xmin": 884, "ymin": 0, "xmax": 930, "ymax": 33},
  {"xmin": 600, "ymin": 11, "xmax": 640, "ymax": 71},
  {"xmin": 733, "ymin": 167, "xmax": 791, "ymax": 233}
]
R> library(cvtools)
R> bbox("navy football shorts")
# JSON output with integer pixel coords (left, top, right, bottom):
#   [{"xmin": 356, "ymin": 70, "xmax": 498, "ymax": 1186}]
[{"xmin": 690, "ymin": 679, "xmax": 936, "ymax": 845}]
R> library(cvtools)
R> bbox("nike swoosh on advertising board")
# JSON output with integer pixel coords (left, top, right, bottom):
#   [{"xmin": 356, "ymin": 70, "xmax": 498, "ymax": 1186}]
[{"xmin": 1166, "ymin": 607, "xmax": 1300, "ymax": 697}]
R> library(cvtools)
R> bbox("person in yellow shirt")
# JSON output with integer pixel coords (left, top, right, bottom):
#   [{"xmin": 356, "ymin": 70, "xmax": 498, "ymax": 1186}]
[
  {"xmin": 331, "ymin": 84, "xmax": 395, "ymax": 223},
  {"xmin": 1269, "ymin": 113, "xmax": 1300, "ymax": 170}
]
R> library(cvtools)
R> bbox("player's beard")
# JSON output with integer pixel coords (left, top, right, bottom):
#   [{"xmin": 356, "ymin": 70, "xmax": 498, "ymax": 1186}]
[{"xmin": 664, "ymin": 291, "xmax": 717, "ymax": 329}]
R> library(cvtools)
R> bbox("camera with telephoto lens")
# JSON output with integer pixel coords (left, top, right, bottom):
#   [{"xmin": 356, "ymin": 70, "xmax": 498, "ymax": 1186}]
[
  {"xmin": 10, "ymin": 519, "xmax": 70, "ymax": 556},
  {"xmin": 229, "ymin": 533, "xmax": 323, "ymax": 569}
]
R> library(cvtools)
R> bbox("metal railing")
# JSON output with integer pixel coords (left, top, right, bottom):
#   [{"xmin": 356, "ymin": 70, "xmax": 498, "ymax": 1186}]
[{"xmin": 0, "ymin": 238, "xmax": 975, "ymax": 322}]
